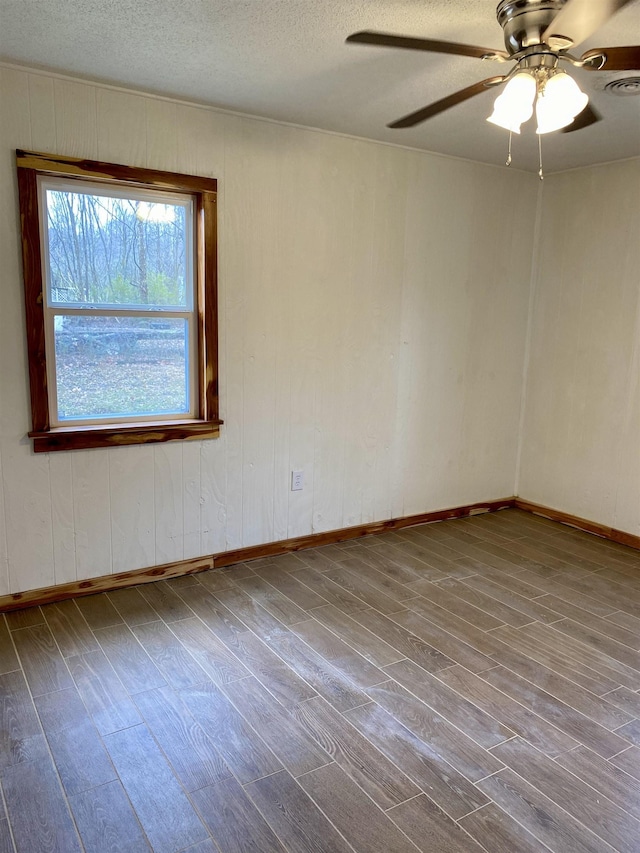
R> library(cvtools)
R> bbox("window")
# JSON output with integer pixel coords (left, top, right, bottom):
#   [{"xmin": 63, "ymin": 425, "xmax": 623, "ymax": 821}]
[{"xmin": 16, "ymin": 150, "xmax": 221, "ymax": 451}]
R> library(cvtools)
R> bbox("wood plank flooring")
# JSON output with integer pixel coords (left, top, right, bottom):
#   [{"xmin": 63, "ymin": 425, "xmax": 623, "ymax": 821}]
[{"xmin": 1, "ymin": 508, "xmax": 640, "ymax": 852}]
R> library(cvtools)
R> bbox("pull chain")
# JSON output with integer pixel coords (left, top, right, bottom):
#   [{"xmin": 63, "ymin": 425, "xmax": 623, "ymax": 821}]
[
  {"xmin": 506, "ymin": 131, "xmax": 512, "ymax": 167},
  {"xmin": 538, "ymin": 133, "xmax": 544, "ymax": 180}
]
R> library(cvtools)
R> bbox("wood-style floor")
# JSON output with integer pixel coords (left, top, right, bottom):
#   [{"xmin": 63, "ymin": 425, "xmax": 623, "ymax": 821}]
[{"xmin": 1, "ymin": 509, "xmax": 640, "ymax": 852}]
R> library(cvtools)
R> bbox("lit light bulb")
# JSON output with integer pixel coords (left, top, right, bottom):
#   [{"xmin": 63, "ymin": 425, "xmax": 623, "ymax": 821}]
[
  {"xmin": 487, "ymin": 72, "xmax": 537, "ymax": 133},
  {"xmin": 536, "ymin": 72, "xmax": 589, "ymax": 134}
]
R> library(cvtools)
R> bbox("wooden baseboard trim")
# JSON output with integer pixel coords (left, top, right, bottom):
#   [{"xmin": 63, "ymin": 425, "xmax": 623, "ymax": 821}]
[
  {"xmin": 0, "ymin": 557, "xmax": 215, "ymax": 613},
  {"xmin": 0, "ymin": 496, "xmax": 515, "ymax": 612},
  {"xmin": 213, "ymin": 497, "xmax": 515, "ymax": 568},
  {"xmin": 514, "ymin": 499, "xmax": 640, "ymax": 551}
]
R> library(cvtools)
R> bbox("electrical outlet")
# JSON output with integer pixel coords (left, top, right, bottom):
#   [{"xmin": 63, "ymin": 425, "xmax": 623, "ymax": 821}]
[{"xmin": 291, "ymin": 470, "xmax": 304, "ymax": 491}]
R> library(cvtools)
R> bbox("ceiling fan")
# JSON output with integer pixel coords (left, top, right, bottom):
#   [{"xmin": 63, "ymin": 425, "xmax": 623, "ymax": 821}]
[{"xmin": 346, "ymin": 0, "xmax": 640, "ymax": 135}]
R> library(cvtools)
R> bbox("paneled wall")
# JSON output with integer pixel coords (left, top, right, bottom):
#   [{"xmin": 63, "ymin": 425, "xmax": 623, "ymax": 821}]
[
  {"xmin": 0, "ymin": 65, "xmax": 536, "ymax": 595},
  {"xmin": 518, "ymin": 159, "xmax": 640, "ymax": 536}
]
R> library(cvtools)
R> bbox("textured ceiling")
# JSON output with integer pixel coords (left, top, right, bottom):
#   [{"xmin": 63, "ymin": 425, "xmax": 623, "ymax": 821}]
[{"xmin": 1, "ymin": 0, "xmax": 639, "ymax": 171}]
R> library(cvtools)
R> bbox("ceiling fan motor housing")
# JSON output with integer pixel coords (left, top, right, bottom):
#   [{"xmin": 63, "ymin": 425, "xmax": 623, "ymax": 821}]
[{"xmin": 497, "ymin": 0, "xmax": 568, "ymax": 53}]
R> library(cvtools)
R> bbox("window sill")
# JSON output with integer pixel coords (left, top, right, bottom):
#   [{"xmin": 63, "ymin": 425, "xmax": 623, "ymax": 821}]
[{"xmin": 29, "ymin": 419, "xmax": 223, "ymax": 452}]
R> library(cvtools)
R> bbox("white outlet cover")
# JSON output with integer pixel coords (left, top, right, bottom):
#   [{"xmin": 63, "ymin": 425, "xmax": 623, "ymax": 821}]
[{"xmin": 291, "ymin": 470, "xmax": 304, "ymax": 491}]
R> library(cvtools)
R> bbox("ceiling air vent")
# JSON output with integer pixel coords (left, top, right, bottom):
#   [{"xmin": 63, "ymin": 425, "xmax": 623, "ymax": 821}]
[{"xmin": 604, "ymin": 77, "xmax": 640, "ymax": 96}]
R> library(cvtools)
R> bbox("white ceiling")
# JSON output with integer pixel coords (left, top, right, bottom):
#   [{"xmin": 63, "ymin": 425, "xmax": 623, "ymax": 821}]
[{"xmin": 1, "ymin": 0, "xmax": 639, "ymax": 172}]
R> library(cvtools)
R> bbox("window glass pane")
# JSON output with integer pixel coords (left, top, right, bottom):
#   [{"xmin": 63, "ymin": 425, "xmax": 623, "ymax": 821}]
[
  {"xmin": 45, "ymin": 187, "xmax": 189, "ymax": 308},
  {"xmin": 54, "ymin": 316, "xmax": 190, "ymax": 421}
]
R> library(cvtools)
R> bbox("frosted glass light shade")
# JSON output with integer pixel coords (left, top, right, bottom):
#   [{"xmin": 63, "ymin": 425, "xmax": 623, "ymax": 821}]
[
  {"xmin": 487, "ymin": 72, "xmax": 537, "ymax": 133},
  {"xmin": 536, "ymin": 72, "xmax": 589, "ymax": 134}
]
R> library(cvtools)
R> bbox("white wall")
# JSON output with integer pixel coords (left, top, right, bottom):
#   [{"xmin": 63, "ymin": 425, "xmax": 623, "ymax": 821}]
[
  {"xmin": 518, "ymin": 158, "xmax": 640, "ymax": 537},
  {"xmin": 0, "ymin": 65, "xmax": 537, "ymax": 595}
]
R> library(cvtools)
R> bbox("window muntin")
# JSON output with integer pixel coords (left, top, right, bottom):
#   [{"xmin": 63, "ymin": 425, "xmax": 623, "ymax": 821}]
[
  {"xmin": 39, "ymin": 178, "xmax": 197, "ymax": 427},
  {"xmin": 16, "ymin": 150, "xmax": 221, "ymax": 452}
]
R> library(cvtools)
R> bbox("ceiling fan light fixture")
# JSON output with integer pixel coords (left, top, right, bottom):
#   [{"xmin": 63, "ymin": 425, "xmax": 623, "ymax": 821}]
[
  {"xmin": 487, "ymin": 71, "xmax": 536, "ymax": 133},
  {"xmin": 535, "ymin": 70, "xmax": 589, "ymax": 134}
]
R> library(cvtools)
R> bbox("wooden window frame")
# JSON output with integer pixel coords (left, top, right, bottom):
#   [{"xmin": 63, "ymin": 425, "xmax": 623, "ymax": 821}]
[{"xmin": 16, "ymin": 150, "xmax": 222, "ymax": 452}]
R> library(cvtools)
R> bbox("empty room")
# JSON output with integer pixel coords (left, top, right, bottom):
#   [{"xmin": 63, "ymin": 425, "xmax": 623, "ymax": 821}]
[{"xmin": 1, "ymin": 1, "xmax": 640, "ymax": 851}]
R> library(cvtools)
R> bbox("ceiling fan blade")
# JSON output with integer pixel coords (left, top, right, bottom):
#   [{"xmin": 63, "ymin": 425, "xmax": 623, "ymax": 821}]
[
  {"xmin": 543, "ymin": 0, "xmax": 635, "ymax": 49},
  {"xmin": 560, "ymin": 103, "xmax": 602, "ymax": 132},
  {"xmin": 346, "ymin": 31, "xmax": 508, "ymax": 60},
  {"xmin": 388, "ymin": 77, "xmax": 506, "ymax": 129},
  {"xmin": 580, "ymin": 45, "xmax": 640, "ymax": 70}
]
